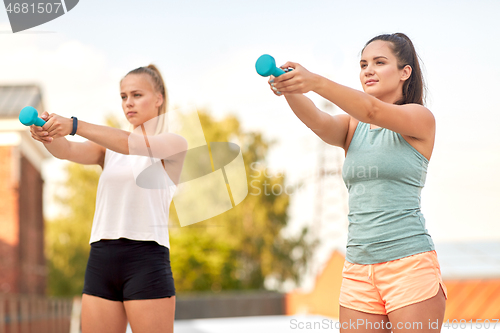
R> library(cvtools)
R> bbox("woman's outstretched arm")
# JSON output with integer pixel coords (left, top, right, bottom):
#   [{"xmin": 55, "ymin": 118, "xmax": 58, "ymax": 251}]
[
  {"xmin": 272, "ymin": 62, "xmax": 435, "ymax": 141},
  {"xmin": 36, "ymin": 111, "xmax": 187, "ymax": 162},
  {"xmin": 31, "ymin": 113, "xmax": 105, "ymax": 167}
]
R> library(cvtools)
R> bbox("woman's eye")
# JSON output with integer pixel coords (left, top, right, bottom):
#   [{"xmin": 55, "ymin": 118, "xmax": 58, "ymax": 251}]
[
  {"xmin": 361, "ymin": 64, "xmax": 367, "ymax": 68},
  {"xmin": 135, "ymin": 94, "xmax": 141, "ymax": 97},
  {"xmin": 121, "ymin": 96, "xmax": 126, "ymax": 100},
  {"xmin": 377, "ymin": 61, "xmax": 384, "ymax": 65}
]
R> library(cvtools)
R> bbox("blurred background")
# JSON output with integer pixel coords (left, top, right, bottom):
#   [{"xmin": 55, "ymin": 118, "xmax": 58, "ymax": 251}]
[{"xmin": 0, "ymin": 0, "xmax": 499, "ymax": 332}]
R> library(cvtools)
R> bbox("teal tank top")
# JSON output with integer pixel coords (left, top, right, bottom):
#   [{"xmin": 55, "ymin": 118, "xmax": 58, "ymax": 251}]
[{"xmin": 342, "ymin": 121, "xmax": 435, "ymax": 264}]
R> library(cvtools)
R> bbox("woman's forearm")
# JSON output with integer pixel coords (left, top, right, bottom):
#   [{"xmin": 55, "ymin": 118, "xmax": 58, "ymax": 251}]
[
  {"xmin": 273, "ymin": 63, "xmax": 375, "ymax": 122},
  {"xmin": 74, "ymin": 120, "xmax": 187, "ymax": 160},
  {"xmin": 43, "ymin": 137, "xmax": 72, "ymax": 159},
  {"xmin": 283, "ymin": 94, "xmax": 326, "ymax": 130},
  {"xmin": 313, "ymin": 75, "xmax": 373, "ymax": 122},
  {"xmin": 75, "ymin": 120, "xmax": 130, "ymax": 154}
]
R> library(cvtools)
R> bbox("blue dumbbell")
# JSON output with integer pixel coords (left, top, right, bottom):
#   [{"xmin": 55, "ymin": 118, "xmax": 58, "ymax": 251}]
[
  {"xmin": 19, "ymin": 106, "xmax": 46, "ymax": 126},
  {"xmin": 255, "ymin": 54, "xmax": 291, "ymax": 77}
]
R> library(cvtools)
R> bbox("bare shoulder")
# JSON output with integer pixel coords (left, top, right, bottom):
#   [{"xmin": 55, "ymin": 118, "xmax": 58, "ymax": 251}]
[
  {"xmin": 402, "ymin": 103, "xmax": 436, "ymax": 130},
  {"xmin": 396, "ymin": 104, "xmax": 435, "ymax": 161},
  {"xmin": 369, "ymin": 102, "xmax": 436, "ymax": 161},
  {"xmin": 370, "ymin": 100, "xmax": 435, "ymax": 141},
  {"xmin": 155, "ymin": 132, "xmax": 188, "ymax": 162}
]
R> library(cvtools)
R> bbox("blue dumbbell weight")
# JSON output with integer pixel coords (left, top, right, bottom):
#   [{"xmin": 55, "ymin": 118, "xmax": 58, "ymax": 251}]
[
  {"xmin": 255, "ymin": 54, "xmax": 291, "ymax": 77},
  {"xmin": 19, "ymin": 106, "xmax": 46, "ymax": 126}
]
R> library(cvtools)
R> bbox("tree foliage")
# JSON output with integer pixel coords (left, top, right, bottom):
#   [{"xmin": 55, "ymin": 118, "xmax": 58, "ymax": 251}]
[
  {"xmin": 45, "ymin": 110, "xmax": 316, "ymax": 297},
  {"xmin": 169, "ymin": 110, "xmax": 316, "ymax": 292},
  {"xmin": 45, "ymin": 162, "xmax": 100, "ymax": 296}
]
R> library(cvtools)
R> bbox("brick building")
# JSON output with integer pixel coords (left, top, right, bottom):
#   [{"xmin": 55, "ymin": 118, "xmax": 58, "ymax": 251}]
[{"xmin": 0, "ymin": 85, "xmax": 50, "ymax": 295}]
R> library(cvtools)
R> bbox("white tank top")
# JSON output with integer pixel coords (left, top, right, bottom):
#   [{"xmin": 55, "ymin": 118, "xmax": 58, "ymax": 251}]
[{"xmin": 89, "ymin": 149, "xmax": 176, "ymax": 248}]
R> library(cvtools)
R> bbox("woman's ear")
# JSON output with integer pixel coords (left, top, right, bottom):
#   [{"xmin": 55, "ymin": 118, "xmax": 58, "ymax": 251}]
[
  {"xmin": 155, "ymin": 93, "xmax": 164, "ymax": 108},
  {"xmin": 401, "ymin": 65, "xmax": 412, "ymax": 82}
]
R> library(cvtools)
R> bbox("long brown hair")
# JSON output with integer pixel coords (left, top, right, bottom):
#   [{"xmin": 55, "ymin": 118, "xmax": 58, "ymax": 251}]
[{"xmin": 362, "ymin": 33, "xmax": 426, "ymax": 105}]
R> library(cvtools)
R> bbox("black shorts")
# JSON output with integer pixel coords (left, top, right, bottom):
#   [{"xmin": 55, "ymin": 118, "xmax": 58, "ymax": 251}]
[{"xmin": 82, "ymin": 238, "xmax": 175, "ymax": 302}]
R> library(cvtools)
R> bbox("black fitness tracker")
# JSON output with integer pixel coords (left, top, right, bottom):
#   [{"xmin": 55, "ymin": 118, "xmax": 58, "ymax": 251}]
[{"xmin": 70, "ymin": 116, "xmax": 78, "ymax": 136}]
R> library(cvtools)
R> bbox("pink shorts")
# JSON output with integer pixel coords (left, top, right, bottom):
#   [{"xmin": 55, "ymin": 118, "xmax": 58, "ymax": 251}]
[{"xmin": 339, "ymin": 250, "xmax": 448, "ymax": 315}]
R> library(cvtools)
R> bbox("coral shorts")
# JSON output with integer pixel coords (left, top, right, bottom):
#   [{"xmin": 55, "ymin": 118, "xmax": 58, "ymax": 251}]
[{"xmin": 339, "ymin": 250, "xmax": 448, "ymax": 315}]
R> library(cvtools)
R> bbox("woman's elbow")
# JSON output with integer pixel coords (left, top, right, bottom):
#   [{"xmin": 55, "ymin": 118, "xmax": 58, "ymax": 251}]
[{"xmin": 178, "ymin": 136, "xmax": 188, "ymax": 150}]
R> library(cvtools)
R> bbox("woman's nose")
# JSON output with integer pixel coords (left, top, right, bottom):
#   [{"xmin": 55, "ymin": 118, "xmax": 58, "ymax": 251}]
[{"xmin": 364, "ymin": 65, "xmax": 374, "ymax": 75}]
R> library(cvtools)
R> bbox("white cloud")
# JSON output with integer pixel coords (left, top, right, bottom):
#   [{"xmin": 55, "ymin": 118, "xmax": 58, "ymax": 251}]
[
  {"xmin": 0, "ymin": 34, "xmax": 128, "ymax": 219},
  {"xmin": 0, "ymin": 34, "xmax": 122, "ymax": 125}
]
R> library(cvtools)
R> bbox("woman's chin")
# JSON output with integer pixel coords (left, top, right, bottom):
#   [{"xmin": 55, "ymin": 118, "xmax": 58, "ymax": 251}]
[
  {"xmin": 128, "ymin": 121, "xmax": 140, "ymax": 130},
  {"xmin": 364, "ymin": 89, "xmax": 379, "ymax": 98},
  {"xmin": 364, "ymin": 88, "xmax": 387, "ymax": 100}
]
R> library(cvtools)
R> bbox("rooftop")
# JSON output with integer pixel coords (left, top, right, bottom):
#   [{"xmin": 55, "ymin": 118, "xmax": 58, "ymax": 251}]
[
  {"xmin": 435, "ymin": 241, "xmax": 500, "ymax": 280},
  {"xmin": 0, "ymin": 85, "xmax": 43, "ymax": 119}
]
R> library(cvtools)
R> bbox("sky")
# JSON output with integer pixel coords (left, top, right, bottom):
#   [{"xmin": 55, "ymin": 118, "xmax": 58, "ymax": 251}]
[{"xmin": 1, "ymin": 0, "xmax": 499, "ymax": 290}]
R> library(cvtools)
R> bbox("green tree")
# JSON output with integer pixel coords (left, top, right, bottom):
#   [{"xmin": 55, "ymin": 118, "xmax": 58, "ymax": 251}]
[
  {"xmin": 45, "ymin": 110, "xmax": 316, "ymax": 296},
  {"xmin": 169, "ymin": 110, "xmax": 316, "ymax": 292},
  {"xmin": 45, "ymin": 162, "xmax": 100, "ymax": 296}
]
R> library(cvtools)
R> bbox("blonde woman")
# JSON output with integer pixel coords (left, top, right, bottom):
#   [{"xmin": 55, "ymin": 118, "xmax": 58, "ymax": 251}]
[{"xmin": 31, "ymin": 65, "xmax": 187, "ymax": 333}]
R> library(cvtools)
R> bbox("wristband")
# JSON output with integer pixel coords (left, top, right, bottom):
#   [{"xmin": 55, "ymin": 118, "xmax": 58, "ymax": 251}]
[{"xmin": 70, "ymin": 116, "xmax": 78, "ymax": 136}]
